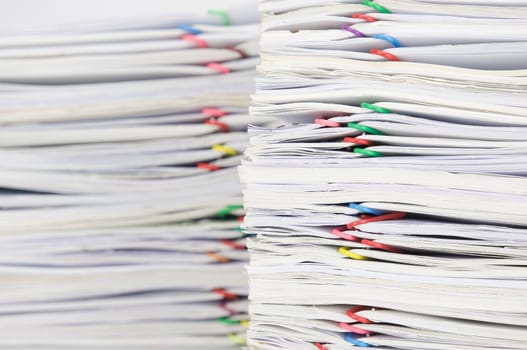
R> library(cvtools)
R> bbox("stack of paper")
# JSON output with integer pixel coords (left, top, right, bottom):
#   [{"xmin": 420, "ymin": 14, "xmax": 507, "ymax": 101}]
[
  {"xmin": 0, "ymin": 1, "xmax": 268, "ymax": 349},
  {"xmin": 241, "ymin": 1, "xmax": 527, "ymax": 349}
]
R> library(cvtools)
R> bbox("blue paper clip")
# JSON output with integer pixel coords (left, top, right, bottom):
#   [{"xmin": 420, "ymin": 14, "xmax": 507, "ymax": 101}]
[
  {"xmin": 349, "ymin": 203, "xmax": 384, "ymax": 216},
  {"xmin": 178, "ymin": 24, "xmax": 202, "ymax": 35},
  {"xmin": 372, "ymin": 34, "xmax": 401, "ymax": 47},
  {"xmin": 345, "ymin": 333, "xmax": 371, "ymax": 347}
]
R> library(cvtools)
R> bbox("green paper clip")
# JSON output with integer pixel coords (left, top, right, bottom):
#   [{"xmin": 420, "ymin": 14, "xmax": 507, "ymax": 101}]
[
  {"xmin": 354, "ymin": 148, "xmax": 384, "ymax": 157},
  {"xmin": 347, "ymin": 122, "xmax": 383, "ymax": 135},
  {"xmin": 218, "ymin": 316, "xmax": 242, "ymax": 325},
  {"xmin": 361, "ymin": 102, "xmax": 391, "ymax": 114},
  {"xmin": 208, "ymin": 9, "xmax": 231, "ymax": 26},
  {"xmin": 217, "ymin": 204, "xmax": 243, "ymax": 218},
  {"xmin": 362, "ymin": 0, "xmax": 391, "ymax": 13}
]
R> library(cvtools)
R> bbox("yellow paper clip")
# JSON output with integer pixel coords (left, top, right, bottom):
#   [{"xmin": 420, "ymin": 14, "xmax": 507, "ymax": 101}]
[
  {"xmin": 338, "ymin": 247, "xmax": 368, "ymax": 260},
  {"xmin": 212, "ymin": 144, "xmax": 238, "ymax": 156},
  {"xmin": 227, "ymin": 333, "xmax": 246, "ymax": 346}
]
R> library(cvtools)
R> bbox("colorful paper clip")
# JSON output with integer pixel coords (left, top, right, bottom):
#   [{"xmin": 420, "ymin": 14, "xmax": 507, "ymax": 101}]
[
  {"xmin": 354, "ymin": 148, "xmax": 384, "ymax": 157},
  {"xmin": 227, "ymin": 46, "xmax": 249, "ymax": 58},
  {"xmin": 349, "ymin": 203, "xmax": 384, "ymax": 216},
  {"xmin": 207, "ymin": 62, "xmax": 231, "ymax": 74},
  {"xmin": 217, "ymin": 204, "xmax": 243, "ymax": 218},
  {"xmin": 314, "ymin": 343, "xmax": 330, "ymax": 350},
  {"xmin": 315, "ymin": 118, "xmax": 340, "ymax": 127},
  {"xmin": 346, "ymin": 212, "xmax": 406, "ymax": 230},
  {"xmin": 208, "ymin": 9, "xmax": 232, "ymax": 26},
  {"xmin": 214, "ymin": 288, "xmax": 238, "ymax": 300},
  {"xmin": 178, "ymin": 24, "xmax": 202, "ymax": 35},
  {"xmin": 197, "ymin": 162, "xmax": 221, "ymax": 171},
  {"xmin": 345, "ymin": 333, "xmax": 371, "ymax": 347},
  {"xmin": 360, "ymin": 238, "xmax": 401, "ymax": 253},
  {"xmin": 339, "ymin": 322, "xmax": 372, "ymax": 335},
  {"xmin": 342, "ymin": 25, "xmax": 366, "ymax": 37},
  {"xmin": 181, "ymin": 34, "xmax": 208, "ymax": 48},
  {"xmin": 338, "ymin": 247, "xmax": 368, "ymax": 260},
  {"xmin": 343, "ymin": 137, "xmax": 373, "ymax": 147},
  {"xmin": 372, "ymin": 34, "xmax": 401, "ymax": 48},
  {"xmin": 347, "ymin": 122, "xmax": 383, "ymax": 135},
  {"xmin": 226, "ymin": 333, "xmax": 246, "ymax": 346},
  {"xmin": 202, "ymin": 107, "xmax": 227, "ymax": 118},
  {"xmin": 332, "ymin": 227, "xmax": 360, "ymax": 242},
  {"xmin": 362, "ymin": 0, "xmax": 391, "ymax": 13},
  {"xmin": 370, "ymin": 48, "xmax": 400, "ymax": 61},
  {"xmin": 212, "ymin": 144, "xmax": 238, "ymax": 156},
  {"xmin": 205, "ymin": 119, "xmax": 230, "ymax": 132},
  {"xmin": 346, "ymin": 306, "xmax": 373, "ymax": 324},
  {"xmin": 222, "ymin": 239, "xmax": 246, "ymax": 250},
  {"xmin": 360, "ymin": 102, "xmax": 391, "ymax": 114},
  {"xmin": 207, "ymin": 251, "xmax": 230, "ymax": 263},
  {"xmin": 351, "ymin": 13, "xmax": 377, "ymax": 22}
]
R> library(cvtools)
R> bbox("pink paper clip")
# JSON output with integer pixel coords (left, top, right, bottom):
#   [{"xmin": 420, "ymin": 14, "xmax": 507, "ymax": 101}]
[
  {"xmin": 202, "ymin": 108, "xmax": 227, "ymax": 118},
  {"xmin": 315, "ymin": 118, "xmax": 340, "ymax": 127},
  {"xmin": 346, "ymin": 212, "xmax": 406, "ymax": 230},
  {"xmin": 182, "ymin": 34, "xmax": 208, "ymax": 48},
  {"xmin": 339, "ymin": 322, "xmax": 373, "ymax": 335},
  {"xmin": 208, "ymin": 62, "xmax": 231, "ymax": 74}
]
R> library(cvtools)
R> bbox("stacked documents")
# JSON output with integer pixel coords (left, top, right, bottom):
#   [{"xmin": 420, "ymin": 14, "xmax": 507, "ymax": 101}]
[
  {"xmin": 0, "ymin": 1, "xmax": 265, "ymax": 349},
  {"xmin": 241, "ymin": 1, "xmax": 527, "ymax": 349}
]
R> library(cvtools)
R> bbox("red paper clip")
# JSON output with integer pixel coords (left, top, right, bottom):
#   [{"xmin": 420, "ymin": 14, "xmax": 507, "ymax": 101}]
[
  {"xmin": 315, "ymin": 118, "xmax": 340, "ymax": 127},
  {"xmin": 220, "ymin": 300, "xmax": 240, "ymax": 316},
  {"xmin": 222, "ymin": 239, "xmax": 246, "ymax": 250},
  {"xmin": 202, "ymin": 108, "xmax": 227, "ymax": 118},
  {"xmin": 339, "ymin": 322, "xmax": 373, "ymax": 335},
  {"xmin": 197, "ymin": 162, "xmax": 221, "ymax": 171},
  {"xmin": 361, "ymin": 238, "xmax": 401, "ymax": 253},
  {"xmin": 182, "ymin": 34, "xmax": 208, "ymax": 48},
  {"xmin": 314, "ymin": 343, "xmax": 330, "ymax": 350},
  {"xmin": 214, "ymin": 288, "xmax": 238, "ymax": 300},
  {"xmin": 351, "ymin": 13, "xmax": 377, "ymax": 22},
  {"xmin": 343, "ymin": 137, "xmax": 373, "ymax": 147},
  {"xmin": 331, "ymin": 227, "xmax": 360, "ymax": 242},
  {"xmin": 227, "ymin": 46, "xmax": 248, "ymax": 58},
  {"xmin": 370, "ymin": 49, "xmax": 400, "ymax": 61},
  {"xmin": 346, "ymin": 212, "xmax": 406, "ymax": 230},
  {"xmin": 208, "ymin": 62, "xmax": 231, "ymax": 74},
  {"xmin": 205, "ymin": 119, "xmax": 230, "ymax": 132},
  {"xmin": 346, "ymin": 306, "xmax": 373, "ymax": 324}
]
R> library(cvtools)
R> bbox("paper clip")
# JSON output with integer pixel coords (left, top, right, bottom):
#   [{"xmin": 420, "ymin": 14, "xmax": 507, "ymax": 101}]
[
  {"xmin": 372, "ymin": 34, "xmax": 401, "ymax": 47},
  {"xmin": 212, "ymin": 144, "xmax": 238, "ymax": 156},
  {"xmin": 197, "ymin": 162, "xmax": 220, "ymax": 171},
  {"xmin": 343, "ymin": 137, "xmax": 373, "ymax": 147},
  {"xmin": 214, "ymin": 288, "xmax": 238, "ymax": 300},
  {"xmin": 346, "ymin": 212, "xmax": 406, "ymax": 230},
  {"xmin": 207, "ymin": 62, "xmax": 231, "ymax": 74},
  {"xmin": 370, "ymin": 48, "xmax": 400, "ymax": 61},
  {"xmin": 338, "ymin": 247, "xmax": 368, "ymax": 260},
  {"xmin": 218, "ymin": 316, "xmax": 241, "ymax": 325},
  {"xmin": 178, "ymin": 24, "xmax": 202, "ymax": 35},
  {"xmin": 332, "ymin": 227, "xmax": 360, "ymax": 242},
  {"xmin": 207, "ymin": 251, "xmax": 230, "ymax": 263},
  {"xmin": 352, "ymin": 13, "xmax": 377, "ymax": 22},
  {"xmin": 226, "ymin": 333, "xmax": 246, "ymax": 346},
  {"xmin": 360, "ymin": 102, "xmax": 391, "ymax": 114},
  {"xmin": 342, "ymin": 25, "xmax": 366, "ymax": 37},
  {"xmin": 349, "ymin": 203, "xmax": 384, "ymax": 216},
  {"xmin": 217, "ymin": 204, "xmax": 243, "ymax": 218},
  {"xmin": 227, "ymin": 46, "xmax": 249, "ymax": 58},
  {"xmin": 339, "ymin": 322, "xmax": 373, "ymax": 335},
  {"xmin": 208, "ymin": 9, "xmax": 231, "ymax": 26},
  {"xmin": 315, "ymin": 343, "xmax": 330, "ymax": 350},
  {"xmin": 181, "ymin": 34, "xmax": 208, "ymax": 48},
  {"xmin": 202, "ymin": 107, "xmax": 227, "ymax": 118},
  {"xmin": 345, "ymin": 333, "xmax": 371, "ymax": 347},
  {"xmin": 205, "ymin": 119, "xmax": 230, "ymax": 132},
  {"xmin": 354, "ymin": 148, "xmax": 384, "ymax": 157},
  {"xmin": 222, "ymin": 239, "xmax": 246, "ymax": 250},
  {"xmin": 220, "ymin": 300, "xmax": 239, "ymax": 316},
  {"xmin": 346, "ymin": 306, "xmax": 373, "ymax": 324},
  {"xmin": 361, "ymin": 238, "xmax": 401, "ymax": 253},
  {"xmin": 362, "ymin": 0, "xmax": 391, "ymax": 14},
  {"xmin": 315, "ymin": 118, "xmax": 340, "ymax": 127},
  {"xmin": 347, "ymin": 122, "xmax": 383, "ymax": 135}
]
